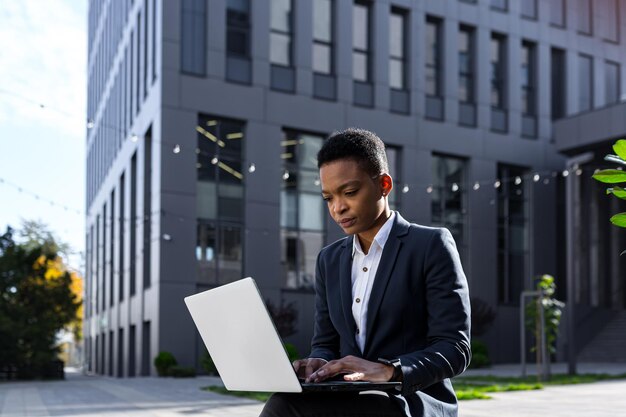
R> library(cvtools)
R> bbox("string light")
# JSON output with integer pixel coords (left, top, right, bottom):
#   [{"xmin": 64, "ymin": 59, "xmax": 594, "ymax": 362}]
[
  {"xmin": 514, "ymin": 176, "xmax": 522, "ymax": 185},
  {"xmin": 426, "ymin": 185, "xmax": 433, "ymax": 194},
  {"xmin": 314, "ymin": 178, "xmax": 321, "ymax": 187},
  {"xmin": 173, "ymin": 144, "xmax": 181, "ymax": 154},
  {"xmin": 533, "ymin": 173, "xmax": 540, "ymax": 182},
  {"xmin": 494, "ymin": 180, "xmax": 501, "ymax": 189},
  {"xmin": 282, "ymin": 170, "xmax": 290, "ymax": 181},
  {"xmin": 576, "ymin": 168, "xmax": 583, "ymax": 176},
  {"xmin": 562, "ymin": 169, "xmax": 569, "ymax": 177},
  {"xmin": 87, "ymin": 119, "xmax": 95, "ymax": 129},
  {"xmin": 473, "ymin": 182, "xmax": 480, "ymax": 191},
  {"xmin": 402, "ymin": 184, "xmax": 409, "ymax": 193},
  {"xmin": 451, "ymin": 183, "xmax": 459, "ymax": 192},
  {"xmin": 131, "ymin": 134, "xmax": 138, "ymax": 142},
  {"xmin": 248, "ymin": 163, "xmax": 256, "ymax": 173},
  {"xmin": 211, "ymin": 156, "xmax": 218, "ymax": 165}
]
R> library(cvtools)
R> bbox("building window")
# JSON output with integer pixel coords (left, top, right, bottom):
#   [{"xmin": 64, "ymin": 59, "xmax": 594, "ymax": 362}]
[
  {"xmin": 431, "ymin": 154, "xmax": 467, "ymax": 266},
  {"xmin": 118, "ymin": 172, "xmax": 125, "ymax": 301},
  {"xmin": 577, "ymin": 0, "xmax": 592, "ymax": 35},
  {"xmin": 270, "ymin": 0, "xmax": 295, "ymax": 92},
  {"xmin": 270, "ymin": 0, "xmax": 293, "ymax": 67},
  {"xmin": 605, "ymin": 61, "xmax": 620, "ymax": 105},
  {"xmin": 550, "ymin": 0, "xmax": 566, "ymax": 27},
  {"xmin": 196, "ymin": 116, "xmax": 245, "ymax": 285},
  {"xmin": 425, "ymin": 16, "xmax": 444, "ymax": 120},
  {"xmin": 313, "ymin": 0, "xmax": 336, "ymax": 100},
  {"xmin": 389, "ymin": 8, "xmax": 407, "ymax": 90},
  {"xmin": 459, "ymin": 26, "xmax": 476, "ymax": 126},
  {"xmin": 389, "ymin": 8, "xmax": 409, "ymax": 114},
  {"xmin": 143, "ymin": 131, "xmax": 152, "ymax": 289},
  {"xmin": 181, "ymin": 0, "xmax": 206, "ymax": 76},
  {"xmin": 551, "ymin": 48, "xmax": 566, "ymax": 120},
  {"xmin": 497, "ymin": 164, "xmax": 529, "ymax": 306},
  {"xmin": 578, "ymin": 54, "xmax": 593, "ymax": 112},
  {"xmin": 313, "ymin": 0, "xmax": 333, "ymax": 75},
  {"xmin": 226, "ymin": 0, "xmax": 252, "ymax": 84},
  {"xmin": 599, "ymin": 0, "xmax": 620, "ymax": 42},
  {"xmin": 491, "ymin": 34, "xmax": 507, "ymax": 133},
  {"xmin": 521, "ymin": 41, "xmax": 537, "ymax": 137},
  {"xmin": 110, "ymin": 190, "xmax": 115, "ymax": 307},
  {"xmin": 281, "ymin": 130, "xmax": 325, "ymax": 290},
  {"xmin": 352, "ymin": 1, "xmax": 371, "ymax": 82},
  {"xmin": 490, "ymin": 0, "xmax": 508, "ymax": 11},
  {"xmin": 521, "ymin": 0, "xmax": 537, "ymax": 19},
  {"xmin": 130, "ymin": 152, "xmax": 137, "ymax": 296}
]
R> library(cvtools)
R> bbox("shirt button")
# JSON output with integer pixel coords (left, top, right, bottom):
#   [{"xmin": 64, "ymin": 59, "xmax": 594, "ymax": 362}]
[
  {"xmin": 355, "ymin": 298, "xmax": 361, "ymax": 303},
  {"xmin": 356, "ymin": 328, "xmax": 360, "ymax": 334},
  {"xmin": 362, "ymin": 267, "xmax": 368, "ymax": 272}
]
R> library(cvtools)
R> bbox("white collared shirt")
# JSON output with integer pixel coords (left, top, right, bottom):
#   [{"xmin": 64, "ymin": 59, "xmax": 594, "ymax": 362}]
[{"xmin": 351, "ymin": 212, "xmax": 395, "ymax": 353}]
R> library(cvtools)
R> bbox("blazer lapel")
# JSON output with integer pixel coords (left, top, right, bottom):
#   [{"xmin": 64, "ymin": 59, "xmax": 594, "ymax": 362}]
[
  {"xmin": 339, "ymin": 236, "xmax": 358, "ymax": 342},
  {"xmin": 363, "ymin": 213, "xmax": 409, "ymax": 356}
]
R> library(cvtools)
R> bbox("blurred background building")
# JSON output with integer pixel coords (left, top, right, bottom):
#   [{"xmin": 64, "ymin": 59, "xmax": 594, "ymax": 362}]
[{"xmin": 84, "ymin": 0, "xmax": 626, "ymax": 376}]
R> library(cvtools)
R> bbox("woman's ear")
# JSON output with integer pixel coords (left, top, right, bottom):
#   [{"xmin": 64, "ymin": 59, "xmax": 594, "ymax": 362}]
[{"xmin": 380, "ymin": 174, "xmax": 393, "ymax": 196}]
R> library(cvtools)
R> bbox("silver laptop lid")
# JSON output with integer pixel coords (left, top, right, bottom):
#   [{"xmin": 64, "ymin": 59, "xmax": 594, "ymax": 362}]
[{"xmin": 184, "ymin": 277, "xmax": 302, "ymax": 393}]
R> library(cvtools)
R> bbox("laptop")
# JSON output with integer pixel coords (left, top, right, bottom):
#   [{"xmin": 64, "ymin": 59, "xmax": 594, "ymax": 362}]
[{"xmin": 184, "ymin": 277, "xmax": 402, "ymax": 393}]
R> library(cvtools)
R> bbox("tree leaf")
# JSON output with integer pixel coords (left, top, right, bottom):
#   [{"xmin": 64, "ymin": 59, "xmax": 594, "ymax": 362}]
[
  {"xmin": 606, "ymin": 186, "xmax": 626, "ymax": 199},
  {"xmin": 613, "ymin": 139, "xmax": 626, "ymax": 160},
  {"xmin": 609, "ymin": 212, "xmax": 626, "ymax": 228},
  {"xmin": 592, "ymin": 169, "xmax": 626, "ymax": 184}
]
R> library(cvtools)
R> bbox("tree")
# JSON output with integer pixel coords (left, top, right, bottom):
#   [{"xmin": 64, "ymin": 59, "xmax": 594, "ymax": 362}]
[
  {"xmin": 592, "ymin": 139, "xmax": 626, "ymax": 254},
  {"xmin": 0, "ymin": 224, "xmax": 81, "ymax": 379}
]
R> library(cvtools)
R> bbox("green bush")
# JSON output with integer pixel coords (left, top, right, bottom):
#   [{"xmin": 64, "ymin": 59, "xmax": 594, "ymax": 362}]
[
  {"xmin": 469, "ymin": 340, "xmax": 490, "ymax": 369},
  {"xmin": 201, "ymin": 350, "xmax": 219, "ymax": 376},
  {"xmin": 154, "ymin": 351, "xmax": 177, "ymax": 376},
  {"xmin": 169, "ymin": 365, "xmax": 196, "ymax": 378},
  {"xmin": 284, "ymin": 343, "xmax": 299, "ymax": 363}
]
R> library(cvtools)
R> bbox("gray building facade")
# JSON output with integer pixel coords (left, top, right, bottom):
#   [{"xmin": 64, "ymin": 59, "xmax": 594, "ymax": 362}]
[{"xmin": 85, "ymin": 0, "xmax": 626, "ymax": 376}]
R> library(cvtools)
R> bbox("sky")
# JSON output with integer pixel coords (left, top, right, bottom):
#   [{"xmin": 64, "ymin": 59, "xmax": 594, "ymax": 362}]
[{"xmin": 0, "ymin": 1, "xmax": 87, "ymax": 271}]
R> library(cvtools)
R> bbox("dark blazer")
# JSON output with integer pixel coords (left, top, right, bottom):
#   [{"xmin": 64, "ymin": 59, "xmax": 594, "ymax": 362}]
[{"xmin": 309, "ymin": 212, "xmax": 471, "ymax": 417}]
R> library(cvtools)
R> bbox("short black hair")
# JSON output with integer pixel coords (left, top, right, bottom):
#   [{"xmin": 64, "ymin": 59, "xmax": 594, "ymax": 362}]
[{"xmin": 317, "ymin": 128, "xmax": 389, "ymax": 177}]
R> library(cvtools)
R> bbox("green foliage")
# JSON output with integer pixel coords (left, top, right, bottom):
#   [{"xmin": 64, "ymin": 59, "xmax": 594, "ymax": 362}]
[
  {"xmin": 468, "ymin": 340, "xmax": 490, "ymax": 369},
  {"xmin": 525, "ymin": 275, "xmax": 564, "ymax": 358},
  {"xmin": 201, "ymin": 349, "xmax": 219, "ymax": 376},
  {"xmin": 592, "ymin": 140, "xmax": 626, "ymax": 250},
  {"xmin": 154, "ymin": 351, "xmax": 177, "ymax": 376},
  {"xmin": 168, "ymin": 365, "xmax": 196, "ymax": 378},
  {"xmin": 0, "ymin": 225, "xmax": 80, "ymax": 379},
  {"xmin": 284, "ymin": 343, "xmax": 299, "ymax": 362}
]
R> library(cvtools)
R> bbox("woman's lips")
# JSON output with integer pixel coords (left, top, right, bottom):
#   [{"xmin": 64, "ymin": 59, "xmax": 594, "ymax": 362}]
[{"xmin": 338, "ymin": 218, "xmax": 356, "ymax": 228}]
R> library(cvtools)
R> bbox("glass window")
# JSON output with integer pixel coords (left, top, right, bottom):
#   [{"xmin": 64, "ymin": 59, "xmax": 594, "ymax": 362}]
[
  {"xmin": 459, "ymin": 26, "xmax": 475, "ymax": 103},
  {"xmin": 270, "ymin": 0, "xmax": 292, "ymax": 66},
  {"xmin": 353, "ymin": 2, "xmax": 370, "ymax": 82},
  {"xmin": 281, "ymin": 130, "xmax": 326, "ymax": 290},
  {"xmin": 431, "ymin": 154, "xmax": 467, "ymax": 266},
  {"xmin": 491, "ymin": 0, "xmax": 508, "ymax": 11},
  {"xmin": 521, "ymin": 0, "xmax": 537, "ymax": 19},
  {"xmin": 577, "ymin": 0, "xmax": 592, "ymax": 34},
  {"xmin": 227, "ymin": 0, "xmax": 250, "ymax": 57},
  {"xmin": 426, "ymin": 17, "xmax": 442, "ymax": 97},
  {"xmin": 550, "ymin": 0, "xmax": 565, "ymax": 27},
  {"xmin": 385, "ymin": 146, "xmax": 401, "ymax": 211},
  {"xmin": 605, "ymin": 61, "xmax": 620, "ymax": 105},
  {"xmin": 389, "ymin": 9, "xmax": 407, "ymax": 90},
  {"xmin": 551, "ymin": 48, "xmax": 566, "ymax": 119},
  {"xmin": 313, "ymin": 0, "xmax": 333, "ymax": 74},
  {"xmin": 491, "ymin": 34, "xmax": 506, "ymax": 109},
  {"xmin": 181, "ymin": 0, "xmax": 206, "ymax": 75},
  {"xmin": 521, "ymin": 41, "xmax": 536, "ymax": 115},
  {"xmin": 497, "ymin": 164, "xmax": 529, "ymax": 305},
  {"xmin": 578, "ymin": 54, "xmax": 593, "ymax": 112},
  {"xmin": 196, "ymin": 116, "xmax": 245, "ymax": 284}
]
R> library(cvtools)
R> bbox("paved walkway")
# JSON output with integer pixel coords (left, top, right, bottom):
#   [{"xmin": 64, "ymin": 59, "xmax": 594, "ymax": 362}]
[{"xmin": 1, "ymin": 364, "xmax": 625, "ymax": 416}]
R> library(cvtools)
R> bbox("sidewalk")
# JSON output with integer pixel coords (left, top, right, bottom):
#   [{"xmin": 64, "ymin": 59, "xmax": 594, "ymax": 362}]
[{"xmin": 1, "ymin": 364, "xmax": 625, "ymax": 416}]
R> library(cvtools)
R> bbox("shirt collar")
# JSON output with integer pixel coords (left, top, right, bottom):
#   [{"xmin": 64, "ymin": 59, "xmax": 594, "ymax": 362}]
[{"xmin": 352, "ymin": 211, "xmax": 396, "ymax": 257}]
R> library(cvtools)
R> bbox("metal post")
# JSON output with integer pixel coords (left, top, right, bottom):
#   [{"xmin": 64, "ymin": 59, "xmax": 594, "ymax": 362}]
[{"xmin": 566, "ymin": 152, "xmax": 594, "ymax": 376}]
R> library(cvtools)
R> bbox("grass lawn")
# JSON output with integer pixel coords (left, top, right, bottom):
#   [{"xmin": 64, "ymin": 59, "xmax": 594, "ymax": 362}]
[{"xmin": 204, "ymin": 373, "xmax": 626, "ymax": 402}]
